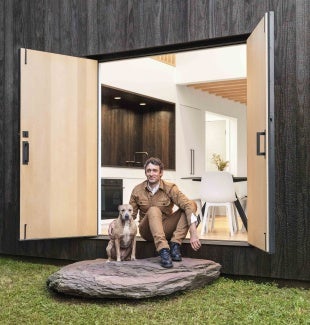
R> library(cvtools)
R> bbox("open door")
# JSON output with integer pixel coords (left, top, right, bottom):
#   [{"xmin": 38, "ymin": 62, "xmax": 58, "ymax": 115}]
[
  {"xmin": 20, "ymin": 49, "xmax": 98, "ymax": 240},
  {"xmin": 247, "ymin": 12, "xmax": 275, "ymax": 252}
]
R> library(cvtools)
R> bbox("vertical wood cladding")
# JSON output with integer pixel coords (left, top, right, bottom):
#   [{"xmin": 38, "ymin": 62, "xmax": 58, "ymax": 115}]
[
  {"xmin": 142, "ymin": 108, "xmax": 175, "ymax": 170},
  {"xmin": 0, "ymin": 0, "xmax": 309, "ymax": 280},
  {"xmin": 0, "ymin": 0, "xmax": 4, "ymax": 248},
  {"xmin": 101, "ymin": 104, "xmax": 142, "ymax": 167},
  {"xmin": 102, "ymin": 104, "xmax": 175, "ymax": 169},
  {"xmin": 101, "ymin": 86, "xmax": 176, "ymax": 169}
]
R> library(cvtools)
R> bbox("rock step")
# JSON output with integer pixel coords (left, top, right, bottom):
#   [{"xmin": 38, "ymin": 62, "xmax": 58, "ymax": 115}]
[{"xmin": 47, "ymin": 257, "xmax": 221, "ymax": 299}]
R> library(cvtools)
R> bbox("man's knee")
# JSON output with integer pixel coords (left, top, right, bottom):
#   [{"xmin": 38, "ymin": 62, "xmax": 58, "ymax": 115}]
[{"xmin": 147, "ymin": 206, "xmax": 162, "ymax": 217}]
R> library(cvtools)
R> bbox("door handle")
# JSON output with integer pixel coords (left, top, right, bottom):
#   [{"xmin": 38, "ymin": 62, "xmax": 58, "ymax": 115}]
[
  {"xmin": 256, "ymin": 131, "xmax": 266, "ymax": 156},
  {"xmin": 190, "ymin": 149, "xmax": 195, "ymax": 175},
  {"xmin": 22, "ymin": 141, "xmax": 29, "ymax": 164}
]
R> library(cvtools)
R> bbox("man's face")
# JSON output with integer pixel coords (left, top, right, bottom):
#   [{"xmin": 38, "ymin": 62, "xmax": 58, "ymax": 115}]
[{"xmin": 145, "ymin": 163, "xmax": 163, "ymax": 185}]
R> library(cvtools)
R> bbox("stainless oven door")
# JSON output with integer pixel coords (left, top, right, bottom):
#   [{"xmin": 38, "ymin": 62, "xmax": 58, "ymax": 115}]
[{"xmin": 101, "ymin": 179, "xmax": 123, "ymax": 219}]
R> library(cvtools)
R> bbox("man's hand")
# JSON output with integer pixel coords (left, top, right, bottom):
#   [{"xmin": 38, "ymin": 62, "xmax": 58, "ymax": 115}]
[{"xmin": 189, "ymin": 223, "xmax": 201, "ymax": 251}]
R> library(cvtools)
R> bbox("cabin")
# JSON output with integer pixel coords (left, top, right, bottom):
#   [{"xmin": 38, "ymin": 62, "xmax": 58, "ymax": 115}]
[{"xmin": 0, "ymin": 1, "xmax": 309, "ymax": 281}]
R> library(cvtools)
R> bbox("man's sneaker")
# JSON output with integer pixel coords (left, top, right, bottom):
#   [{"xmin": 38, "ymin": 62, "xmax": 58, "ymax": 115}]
[
  {"xmin": 159, "ymin": 248, "xmax": 173, "ymax": 268},
  {"xmin": 169, "ymin": 242, "xmax": 182, "ymax": 261}
]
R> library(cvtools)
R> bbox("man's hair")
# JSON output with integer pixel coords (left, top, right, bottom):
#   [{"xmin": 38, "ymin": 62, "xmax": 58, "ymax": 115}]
[{"xmin": 144, "ymin": 157, "xmax": 164, "ymax": 172}]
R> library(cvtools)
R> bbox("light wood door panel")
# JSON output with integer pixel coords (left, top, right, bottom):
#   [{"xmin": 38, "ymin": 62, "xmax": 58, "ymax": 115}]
[
  {"xmin": 247, "ymin": 13, "xmax": 275, "ymax": 252},
  {"xmin": 20, "ymin": 48, "xmax": 98, "ymax": 240}
]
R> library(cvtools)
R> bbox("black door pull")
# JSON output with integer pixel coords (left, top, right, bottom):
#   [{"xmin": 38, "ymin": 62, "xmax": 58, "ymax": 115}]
[
  {"xmin": 22, "ymin": 141, "xmax": 29, "ymax": 164},
  {"xmin": 256, "ymin": 131, "xmax": 266, "ymax": 156}
]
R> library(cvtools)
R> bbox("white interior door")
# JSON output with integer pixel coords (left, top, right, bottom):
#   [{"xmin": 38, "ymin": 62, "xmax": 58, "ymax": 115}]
[
  {"xmin": 247, "ymin": 12, "xmax": 275, "ymax": 252},
  {"xmin": 179, "ymin": 105, "xmax": 204, "ymax": 176},
  {"xmin": 205, "ymin": 120, "xmax": 226, "ymax": 171},
  {"xmin": 20, "ymin": 48, "xmax": 98, "ymax": 240}
]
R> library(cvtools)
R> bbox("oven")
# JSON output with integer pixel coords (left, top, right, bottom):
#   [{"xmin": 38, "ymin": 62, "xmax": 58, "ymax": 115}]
[{"xmin": 101, "ymin": 179, "xmax": 123, "ymax": 219}]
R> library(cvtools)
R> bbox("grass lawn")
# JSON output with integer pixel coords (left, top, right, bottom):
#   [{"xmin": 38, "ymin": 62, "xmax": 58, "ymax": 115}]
[{"xmin": 0, "ymin": 255, "xmax": 309, "ymax": 325}]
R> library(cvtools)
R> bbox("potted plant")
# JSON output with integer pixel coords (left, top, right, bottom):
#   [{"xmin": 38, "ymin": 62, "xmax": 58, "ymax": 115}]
[{"xmin": 211, "ymin": 153, "xmax": 229, "ymax": 171}]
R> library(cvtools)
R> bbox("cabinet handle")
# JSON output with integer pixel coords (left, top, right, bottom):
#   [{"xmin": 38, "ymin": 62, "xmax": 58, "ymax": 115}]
[
  {"xmin": 190, "ymin": 149, "xmax": 192, "ymax": 174},
  {"xmin": 192, "ymin": 149, "xmax": 195, "ymax": 174},
  {"xmin": 190, "ymin": 149, "xmax": 195, "ymax": 175}
]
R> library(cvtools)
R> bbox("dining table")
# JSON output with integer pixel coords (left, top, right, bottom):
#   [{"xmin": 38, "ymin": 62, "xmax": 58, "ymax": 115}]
[{"xmin": 181, "ymin": 176, "xmax": 248, "ymax": 230}]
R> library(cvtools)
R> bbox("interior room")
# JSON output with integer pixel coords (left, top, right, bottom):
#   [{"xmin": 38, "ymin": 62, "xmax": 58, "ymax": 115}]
[{"xmin": 99, "ymin": 45, "xmax": 248, "ymax": 245}]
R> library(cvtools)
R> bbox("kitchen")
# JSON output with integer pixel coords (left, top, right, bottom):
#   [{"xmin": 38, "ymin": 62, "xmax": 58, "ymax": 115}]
[{"xmin": 99, "ymin": 45, "xmax": 248, "ymax": 244}]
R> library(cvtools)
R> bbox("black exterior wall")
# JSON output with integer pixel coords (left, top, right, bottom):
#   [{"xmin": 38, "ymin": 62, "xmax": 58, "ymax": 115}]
[{"xmin": 0, "ymin": 0, "xmax": 309, "ymax": 281}]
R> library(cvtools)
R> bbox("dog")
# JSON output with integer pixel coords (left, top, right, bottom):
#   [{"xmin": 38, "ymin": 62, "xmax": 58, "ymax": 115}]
[{"xmin": 106, "ymin": 204, "xmax": 137, "ymax": 262}]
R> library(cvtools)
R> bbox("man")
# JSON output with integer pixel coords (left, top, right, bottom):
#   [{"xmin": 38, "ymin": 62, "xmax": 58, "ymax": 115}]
[{"xmin": 129, "ymin": 157, "xmax": 201, "ymax": 268}]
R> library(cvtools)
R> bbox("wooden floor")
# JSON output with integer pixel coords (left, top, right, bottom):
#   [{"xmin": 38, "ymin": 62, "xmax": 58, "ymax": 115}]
[{"xmin": 100, "ymin": 215, "xmax": 248, "ymax": 246}]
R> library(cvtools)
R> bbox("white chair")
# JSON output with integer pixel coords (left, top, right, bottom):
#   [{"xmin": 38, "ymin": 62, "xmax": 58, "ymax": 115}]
[
  {"xmin": 237, "ymin": 195, "xmax": 247, "ymax": 232},
  {"xmin": 200, "ymin": 171, "xmax": 238, "ymax": 236},
  {"xmin": 193, "ymin": 198, "xmax": 203, "ymax": 217}
]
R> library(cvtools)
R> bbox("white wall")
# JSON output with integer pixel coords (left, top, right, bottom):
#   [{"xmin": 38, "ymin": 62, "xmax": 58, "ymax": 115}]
[
  {"xmin": 175, "ymin": 45, "xmax": 246, "ymax": 84},
  {"xmin": 176, "ymin": 86, "xmax": 247, "ymax": 177},
  {"xmin": 100, "ymin": 57, "xmax": 176, "ymax": 102}
]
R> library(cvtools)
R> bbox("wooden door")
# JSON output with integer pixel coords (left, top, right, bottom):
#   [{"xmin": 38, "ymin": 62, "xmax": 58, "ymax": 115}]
[
  {"xmin": 20, "ymin": 49, "xmax": 98, "ymax": 240},
  {"xmin": 247, "ymin": 12, "xmax": 275, "ymax": 252}
]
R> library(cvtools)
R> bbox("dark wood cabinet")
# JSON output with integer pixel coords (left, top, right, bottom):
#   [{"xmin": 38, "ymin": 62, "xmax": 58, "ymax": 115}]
[
  {"xmin": 142, "ymin": 109, "xmax": 175, "ymax": 169},
  {"xmin": 101, "ymin": 86, "xmax": 175, "ymax": 170}
]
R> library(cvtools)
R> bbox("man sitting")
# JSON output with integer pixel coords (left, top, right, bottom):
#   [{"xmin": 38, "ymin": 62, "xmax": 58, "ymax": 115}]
[{"xmin": 129, "ymin": 157, "xmax": 201, "ymax": 268}]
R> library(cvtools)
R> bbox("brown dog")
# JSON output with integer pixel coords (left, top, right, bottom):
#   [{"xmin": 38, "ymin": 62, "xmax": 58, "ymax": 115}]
[{"xmin": 106, "ymin": 204, "xmax": 137, "ymax": 262}]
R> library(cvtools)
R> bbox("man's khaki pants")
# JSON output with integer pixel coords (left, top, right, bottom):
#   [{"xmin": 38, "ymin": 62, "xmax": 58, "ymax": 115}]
[{"xmin": 139, "ymin": 203, "xmax": 196, "ymax": 252}]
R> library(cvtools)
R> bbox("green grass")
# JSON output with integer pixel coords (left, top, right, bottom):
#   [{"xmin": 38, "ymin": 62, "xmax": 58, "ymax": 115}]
[{"xmin": 0, "ymin": 255, "xmax": 309, "ymax": 325}]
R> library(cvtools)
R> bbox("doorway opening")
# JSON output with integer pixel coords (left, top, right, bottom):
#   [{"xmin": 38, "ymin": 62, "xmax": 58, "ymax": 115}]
[
  {"xmin": 98, "ymin": 44, "xmax": 248, "ymax": 244},
  {"xmin": 19, "ymin": 12, "xmax": 273, "ymax": 252},
  {"xmin": 205, "ymin": 111, "xmax": 238, "ymax": 175}
]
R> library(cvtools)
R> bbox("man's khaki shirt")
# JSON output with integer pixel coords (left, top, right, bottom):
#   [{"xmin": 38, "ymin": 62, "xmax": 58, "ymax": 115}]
[{"xmin": 129, "ymin": 179, "xmax": 195, "ymax": 226}]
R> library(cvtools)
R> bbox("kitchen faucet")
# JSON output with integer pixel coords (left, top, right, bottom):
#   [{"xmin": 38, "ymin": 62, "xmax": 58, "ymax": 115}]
[{"xmin": 134, "ymin": 151, "xmax": 149, "ymax": 164}]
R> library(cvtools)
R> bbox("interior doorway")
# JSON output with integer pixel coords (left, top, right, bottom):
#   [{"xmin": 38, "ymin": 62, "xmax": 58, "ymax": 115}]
[{"xmin": 205, "ymin": 111, "xmax": 238, "ymax": 175}]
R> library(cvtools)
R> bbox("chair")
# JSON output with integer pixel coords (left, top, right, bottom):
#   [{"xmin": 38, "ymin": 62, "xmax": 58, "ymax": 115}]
[
  {"xmin": 200, "ymin": 171, "xmax": 238, "ymax": 236},
  {"xmin": 193, "ymin": 198, "xmax": 203, "ymax": 217},
  {"xmin": 237, "ymin": 195, "xmax": 247, "ymax": 232}
]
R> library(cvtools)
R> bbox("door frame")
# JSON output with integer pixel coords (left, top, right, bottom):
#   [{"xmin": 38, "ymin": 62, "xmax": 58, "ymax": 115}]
[
  {"xmin": 20, "ymin": 13, "xmax": 275, "ymax": 248},
  {"xmin": 94, "ymin": 14, "xmax": 274, "ymax": 251},
  {"xmin": 266, "ymin": 12, "xmax": 275, "ymax": 253}
]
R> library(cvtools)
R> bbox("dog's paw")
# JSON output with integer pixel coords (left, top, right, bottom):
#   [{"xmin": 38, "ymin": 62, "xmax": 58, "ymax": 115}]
[{"xmin": 131, "ymin": 257, "xmax": 136, "ymax": 261}]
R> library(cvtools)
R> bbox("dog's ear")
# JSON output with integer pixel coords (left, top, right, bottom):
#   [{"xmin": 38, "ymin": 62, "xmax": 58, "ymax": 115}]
[{"xmin": 118, "ymin": 205, "xmax": 122, "ymax": 212}]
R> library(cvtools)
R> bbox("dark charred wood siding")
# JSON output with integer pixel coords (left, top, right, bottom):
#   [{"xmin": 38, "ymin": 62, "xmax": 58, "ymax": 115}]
[{"xmin": 0, "ymin": 0, "xmax": 309, "ymax": 281}]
